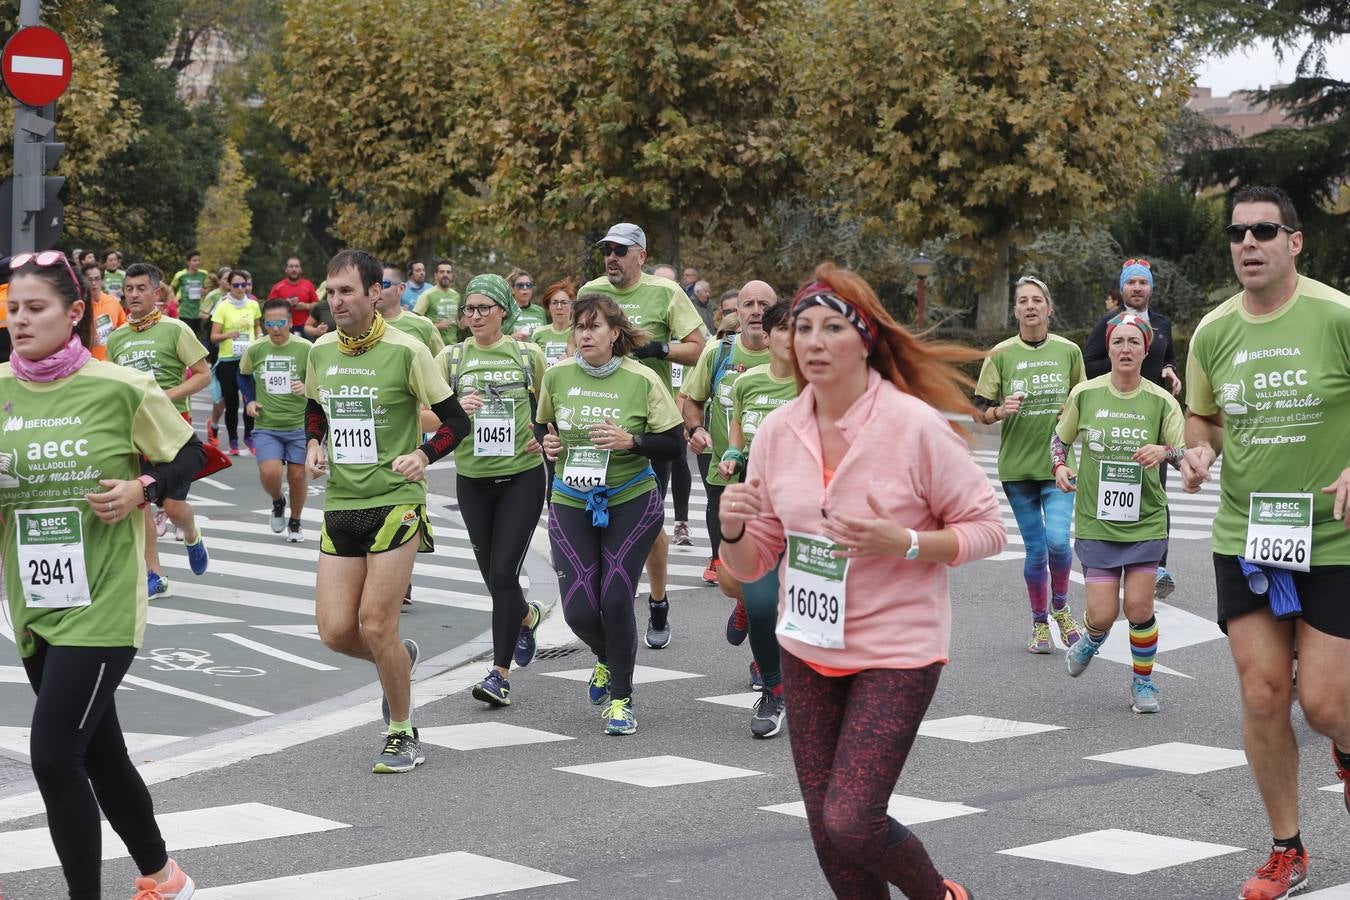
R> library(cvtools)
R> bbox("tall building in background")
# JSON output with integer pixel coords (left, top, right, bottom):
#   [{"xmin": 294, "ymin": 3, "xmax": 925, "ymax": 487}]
[{"xmin": 1187, "ymin": 86, "xmax": 1299, "ymax": 138}]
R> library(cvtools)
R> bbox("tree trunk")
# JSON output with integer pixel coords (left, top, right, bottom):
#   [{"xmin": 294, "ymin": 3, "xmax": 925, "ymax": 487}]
[{"xmin": 975, "ymin": 236, "xmax": 1011, "ymax": 333}]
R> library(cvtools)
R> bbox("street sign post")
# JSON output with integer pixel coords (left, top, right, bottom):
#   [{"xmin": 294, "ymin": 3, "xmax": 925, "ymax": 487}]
[{"xmin": 6, "ymin": 2, "xmax": 69, "ymax": 256}]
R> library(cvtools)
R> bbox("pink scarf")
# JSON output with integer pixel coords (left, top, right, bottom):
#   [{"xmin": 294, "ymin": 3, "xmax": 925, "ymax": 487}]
[{"xmin": 10, "ymin": 334, "xmax": 92, "ymax": 383}]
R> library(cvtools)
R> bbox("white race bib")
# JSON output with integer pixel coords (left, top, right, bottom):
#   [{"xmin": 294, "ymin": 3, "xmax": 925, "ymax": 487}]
[
  {"xmin": 1096, "ymin": 461, "xmax": 1142, "ymax": 522},
  {"xmin": 329, "ymin": 396, "xmax": 378, "ymax": 464},
  {"xmin": 231, "ymin": 336, "xmax": 251, "ymax": 358},
  {"xmin": 1246, "ymin": 493, "xmax": 1313, "ymax": 572},
  {"xmin": 262, "ymin": 359, "xmax": 292, "ymax": 396},
  {"xmin": 561, "ymin": 445, "xmax": 609, "ymax": 490},
  {"xmin": 16, "ymin": 508, "xmax": 92, "ymax": 609},
  {"xmin": 778, "ymin": 531, "xmax": 848, "ymax": 649},
  {"xmin": 96, "ymin": 315, "xmax": 114, "ymax": 346},
  {"xmin": 671, "ymin": 363, "xmax": 684, "ymax": 389},
  {"xmin": 187, "ymin": 283, "xmax": 202, "ymax": 301},
  {"xmin": 473, "ymin": 398, "xmax": 516, "ymax": 457}
]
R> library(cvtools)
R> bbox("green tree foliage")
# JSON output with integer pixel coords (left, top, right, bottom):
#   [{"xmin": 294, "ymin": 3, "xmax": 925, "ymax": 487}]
[
  {"xmin": 194, "ymin": 139, "xmax": 253, "ymax": 267},
  {"xmin": 789, "ymin": 0, "xmax": 1194, "ymax": 331}
]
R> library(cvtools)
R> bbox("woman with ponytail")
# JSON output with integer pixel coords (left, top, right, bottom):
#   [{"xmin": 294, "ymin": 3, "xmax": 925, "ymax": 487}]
[{"xmin": 719, "ymin": 263, "xmax": 1005, "ymax": 900}]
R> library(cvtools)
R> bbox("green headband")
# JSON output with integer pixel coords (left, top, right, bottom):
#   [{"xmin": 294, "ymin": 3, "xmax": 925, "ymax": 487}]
[{"xmin": 464, "ymin": 274, "xmax": 517, "ymax": 333}]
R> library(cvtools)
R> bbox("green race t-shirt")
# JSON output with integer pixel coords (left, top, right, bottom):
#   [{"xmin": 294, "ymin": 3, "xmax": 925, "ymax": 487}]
[
  {"xmin": 512, "ymin": 303, "xmax": 549, "ymax": 336},
  {"xmin": 578, "ymin": 273, "xmax": 707, "ymax": 395},
  {"xmin": 103, "ymin": 269, "xmax": 125, "ymax": 299},
  {"xmin": 305, "ymin": 326, "xmax": 452, "ymax": 510},
  {"xmin": 682, "ymin": 336, "xmax": 771, "ymax": 482},
  {"xmin": 211, "ymin": 299, "xmax": 263, "ymax": 360},
  {"xmin": 532, "ymin": 325, "xmax": 573, "ymax": 366},
  {"xmin": 975, "ymin": 333, "xmax": 1085, "ymax": 481},
  {"xmin": 172, "ymin": 270, "xmax": 208, "ymax": 319},
  {"xmin": 1186, "ymin": 276, "xmax": 1350, "ymax": 563},
  {"xmin": 414, "ymin": 288, "xmax": 461, "ymax": 344},
  {"xmin": 1055, "ymin": 375, "xmax": 1184, "ymax": 542},
  {"xmin": 0, "ymin": 361, "xmax": 194, "ymax": 657},
  {"xmin": 385, "ymin": 310, "xmax": 445, "ymax": 356},
  {"xmin": 106, "ymin": 317, "xmax": 208, "ymax": 415},
  {"xmin": 241, "ymin": 334, "xmax": 311, "ymax": 431},
  {"xmin": 537, "ymin": 357, "xmax": 682, "ymax": 509},
  {"xmin": 731, "ymin": 364, "xmax": 799, "ymax": 463},
  {"xmin": 439, "ymin": 337, "xmax": 546, "ymax": 479}
]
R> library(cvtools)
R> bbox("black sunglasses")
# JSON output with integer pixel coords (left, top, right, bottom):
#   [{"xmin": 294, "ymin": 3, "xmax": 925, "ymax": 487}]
[
  {"xmin": 598, "ymin": 244, "xmax": 630, "ymax": 258},
  {"xmin": 230, "ymin": 281, "xmax": 248, "ymax": 288},
  {"xmin": 1225, "ymin": 222, "xmax": 1295, "ymax": 244},
  {"xmin": 514, "ymin": 281, "xmax": 533, "ymax": 289}
]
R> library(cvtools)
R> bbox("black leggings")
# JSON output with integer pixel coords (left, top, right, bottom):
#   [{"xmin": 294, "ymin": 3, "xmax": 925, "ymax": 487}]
[
  {"xmin": 696, "ymin": 453, "xmax": 727, "ymax": 559},
  {"xmin": 22, "ymin": 643, "xmax": 168, "ymax": 899},
  {"xmin": 215, "ymin": 358, "xmax": 253, "ymax": 442},
  {"xmin": 783, "ymin": 652, "xmax": 948, "ymax": 900},
  {"xmin": 671, "ymin": 437, "xmax": 691, "ymax": 521},
  {"xmin": 457, "ymin": 467, "xmax": 548, "ymax": 669},
  {"xmin": 1158, "ymin": 463, "xmax": 1170, "ymax": 568},
  {"xmin": 549, "ymin": 488, "xmax": 664, "ymax": 699}
]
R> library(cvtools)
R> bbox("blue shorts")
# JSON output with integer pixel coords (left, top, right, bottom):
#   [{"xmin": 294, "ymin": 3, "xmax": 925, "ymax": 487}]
[
  {"xmin": 252, "ymin": 428, "xmax": 307, "ymax": 465},
  {"xmin": 209, "ymin": 361, "xmax": 223, "ymax": 404}
]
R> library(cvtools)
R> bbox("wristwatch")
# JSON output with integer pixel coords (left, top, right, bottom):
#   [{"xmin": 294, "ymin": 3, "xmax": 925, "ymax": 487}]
[
  {"xmin": 904, "ymin": 528, "xmax": 920, "ymax": 560},
  {"xmin": 138, "ymin": 474, "xmax": 158, "ymax": 508},
  {"xmin": 631, "ymin": 432, "xmax": 644, "ymax": 453}
]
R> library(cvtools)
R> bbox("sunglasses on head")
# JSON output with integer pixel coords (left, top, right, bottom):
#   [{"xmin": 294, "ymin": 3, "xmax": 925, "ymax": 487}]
[
  {"xmin": 1225, "ymin": 222, "xmax": 1295, "ymax": 244},
  {"xmin": 514, "ymin": 281, "xmax": 533, "ymax": 290},
  {"xmin": 1122, "ymin": 258, "xmax": 1151, "ymax": 269},
  {"xmin": 10, "ymin": 251, "xmax": 83, "ymax": 295},
  {"xmin": 598, "ymin": 244, "xmax": 630, "ymax": 258}
]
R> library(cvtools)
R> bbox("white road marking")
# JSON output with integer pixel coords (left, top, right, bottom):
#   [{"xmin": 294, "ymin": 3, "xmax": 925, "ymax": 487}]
[
  {"xmin": 147, "ymin": 607, "xmax": 243, "ymax": 627},
  {"xmin": 998, "ymin": 828, "xmax": 1242, "ymax": 874},
  {"xmin": 121, "ymin": 674, "xmax": 271, "ymax": 717},
  {"xmin": 215, "ymin": 633, "xmax": 339, "ymax": 671}
]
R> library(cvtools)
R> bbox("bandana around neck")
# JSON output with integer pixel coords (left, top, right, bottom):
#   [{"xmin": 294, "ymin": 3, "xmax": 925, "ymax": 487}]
[
  {"xmin": 10, "ymin": 333, "xmax": 92, "ymax": 382},
  {"xmin": 129, "ymin": 308, "xmax": 162, "ymax": 332},
  {"xmin": 337, "ymin": 312, "xmax": 387, "ymax": 357}
]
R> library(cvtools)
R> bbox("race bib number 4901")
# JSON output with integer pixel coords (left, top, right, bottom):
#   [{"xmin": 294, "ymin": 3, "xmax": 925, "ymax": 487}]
[
  {"xmin": 329, "ymin": 396, "xmax": 378, "ymax": 464},
  {"xmin": 16, "ymin": 508, "xmax": 92, "ymax": 609},
  {"xmin": 1246, "ymin": 493, "xmax": 1313, "ymax": 572},
  {"xmin": 262, "ymin": 359, "xmax": 292, "ymax": 395},
  {"xmin": 778, "ymin": 531, "xmax": 848, "ymax": 649}
]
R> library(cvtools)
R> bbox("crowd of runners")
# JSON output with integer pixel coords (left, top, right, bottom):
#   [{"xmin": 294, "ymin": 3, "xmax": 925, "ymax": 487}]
[{"xmin": 0, "ymin": 184, "xmax": 1346, "ymax": 899}]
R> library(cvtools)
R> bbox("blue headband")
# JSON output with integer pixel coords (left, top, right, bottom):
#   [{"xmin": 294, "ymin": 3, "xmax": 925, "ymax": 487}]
[{"xmin": 1119, "ymin": 262, "xmax": 1153, "ymax": 291}]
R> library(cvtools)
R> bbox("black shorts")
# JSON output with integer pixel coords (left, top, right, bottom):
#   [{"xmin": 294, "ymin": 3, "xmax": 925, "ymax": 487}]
[
  {"xmin": 320, "ymin": 504, "xmax": 433, "ymax": 557},
  {"xmin": 1214, "ymin": 553, "xmax": 1350, "ymax": 639},
  {"xmin": 140, "ymin": 459, "xmax": 191, "ymax": 502}
]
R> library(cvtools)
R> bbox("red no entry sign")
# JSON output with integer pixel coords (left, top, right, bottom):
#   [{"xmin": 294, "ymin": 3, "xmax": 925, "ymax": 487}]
[{"xmin": 2, "ymin": 26, "xmax": 72, "ymax": 107}]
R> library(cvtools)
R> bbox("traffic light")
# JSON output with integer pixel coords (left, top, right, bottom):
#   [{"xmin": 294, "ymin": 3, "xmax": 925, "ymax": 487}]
[{"xmin": 6, "ymin": 104, "xmax": 64, "ymax": 252}]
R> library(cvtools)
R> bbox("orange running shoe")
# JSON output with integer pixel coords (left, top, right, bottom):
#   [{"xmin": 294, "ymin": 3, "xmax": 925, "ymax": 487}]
[
  {"xmin": 943, "ymin": 879, "xmax": 974, "ymax": 899},
  {"xmin": 132, "ymin": 857, "xmax": 195, "ymax": 899},
  {"xmin": 702, "ymin": 558, "xmax": 720, "ymax": 585},
  {"xmin": 1240, "ymin": 846, "xmax": 1308, "ymax": 900}
]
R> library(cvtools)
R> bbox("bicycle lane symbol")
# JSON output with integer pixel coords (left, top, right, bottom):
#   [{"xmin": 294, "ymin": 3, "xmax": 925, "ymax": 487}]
[{"xmin": 135, "ymin": 647, "xmax": 266, "ymax": 678}]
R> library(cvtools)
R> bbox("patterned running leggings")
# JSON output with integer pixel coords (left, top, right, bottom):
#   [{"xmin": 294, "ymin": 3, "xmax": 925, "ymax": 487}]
[
  {"xmin": 783, "ymin": 652, "xmax": 950, "ymax": 899},
  {"xmin": 1002, "ymin": 479, "xmax": 1073, "ymax": 622}
]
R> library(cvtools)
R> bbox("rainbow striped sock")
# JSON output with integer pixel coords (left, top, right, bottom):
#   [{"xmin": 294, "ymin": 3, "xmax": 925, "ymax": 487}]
[{"xmin": 1129, "ymin": 616, "xmax": 1158, "ymax": 678}]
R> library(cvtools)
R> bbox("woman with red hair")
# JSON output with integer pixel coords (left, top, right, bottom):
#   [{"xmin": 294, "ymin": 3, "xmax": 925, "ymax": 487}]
[{"xmin": 720, "ymin": 263, "xmax": 1005, "ymax": 900}]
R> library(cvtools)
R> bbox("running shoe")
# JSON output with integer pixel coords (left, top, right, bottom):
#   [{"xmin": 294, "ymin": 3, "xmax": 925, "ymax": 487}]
[
  {"xmin": 372, "ymin": 728, "xmax": 424, "ymax": 774},
  {"xmin": 726, "ymin": 599, "xmax": 749, "ymax": 646},
  {"xmin": 1239, "ymin": 846, "xmax": 1308, "ymax": 900},
  {"xmin": 604, "ymin": 697, "xmax": 636, "ymax": 735},
  {"xmin": 380, "ymin": 638, "xmax": 420, "ymax": 726},
  {"xmin": 1333, "ymin": 742, "xmax": 1350, "ymax": 815},
  {"xmin": 131, "ymin": 857, "xmax": 194, "ymax": 899},
  {"xmin": 1050, "ymin": 603, "xmax": 1082, "ymax": 648},
  {"xmin": 588, "ymin": 661, "xmax": 611, "ymax": 705},
  {"xmin": 749, "ymin": 659, "xmax": 763, "ymax": 691},
  {"xmin": 1130, "ymin": 675, "xmax": 1161, "ymax": 714},
  {"xmin": 147, "ymin": 571, "xmax": 171, "ymax": 599},
  {"xmin": 472, "ymin": 669, "xmax": 511, "ymax": 707},
  {"xmin": 206, "ymin": 423, "xmax": 219, "ymax": 448},
  {"xmin": 286, "ymin": 523, "xmax": 305, "ymax": 543},
  {"xmin": 173, "ymin": 524, "xmax": 183, "ymax": 542},
  {"xmin": 750, "ymin": 690, "xmax": 786, "ymax": 739},
  {"xmin": 1065, "ymin": 632, "xmax": 1103, "ymax": 677},
  {"xmin": 185, "ymin": 534, "xmax": 209, "ymax": 576},
  {"xmin": 673, "ymin": 520, "xmax": 693, "ymax": 546},
  {"xmin": 702, "ymin": 558, "xmax": 720, "ymax": 585},
  {"xmin": 942, "ymin": 880, "xmax": 974, "ymax": 900},
  {"xmin": 403, "ymin": 583, "xmax": 412, "ymax": 606},
  {"xmin": 645, "ymin": 597, "xmax": 671, "ymax": 649},
  {"xmin": 153, "ymin": 507, "xmax": 169, "ymax": 537},
  {"xmin": 514, "ymin": 600, "xmax": 543, "ymax": 667},
  {"xmin": 243, "ymin": 434, "xmax": 256, "ymax": 455},
  {"xmin": 269, "ymin": 496, "xmax": 286, "ymax": 533},
  {"xmin": 1027, "ymin": 621, "xmax": 1053, "ymax": 654},
  {"xmin": 1154, "ymin": 566, "xmax": 1176, "ymax": 600},
  {"xmin": 228, "ymin": 439, "xmax": 239, "ymax": 456}
]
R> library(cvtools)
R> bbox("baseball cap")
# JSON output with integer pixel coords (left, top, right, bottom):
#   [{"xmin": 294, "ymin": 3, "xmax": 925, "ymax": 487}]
[{"xmin": 596, "ymin": 223, "xmax": 647, "ymax": 250}]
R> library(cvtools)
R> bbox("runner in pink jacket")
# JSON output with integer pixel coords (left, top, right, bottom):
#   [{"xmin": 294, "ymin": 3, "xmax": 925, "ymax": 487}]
[{"xmin": 721, "ymin": 263, "xmax": 1004, "ymax": 900}]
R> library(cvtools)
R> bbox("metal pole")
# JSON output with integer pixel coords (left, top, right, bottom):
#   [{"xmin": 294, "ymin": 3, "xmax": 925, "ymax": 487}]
[
  {"xmin": 916, "ymin": 276, "xmax": 927, "ymax": 326},
  {"xmin": 11, "ymin": 0, "xmax": 43, "ymax": 255}
]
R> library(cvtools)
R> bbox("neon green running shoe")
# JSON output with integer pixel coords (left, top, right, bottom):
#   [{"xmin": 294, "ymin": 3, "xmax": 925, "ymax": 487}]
[
  {"xmin": 588, "ymin": 661, "xmax": 611, "ymax": 705},
  {"xmin": 604, "ymin": 697, "xmax": 636, "ymax": 735}
]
